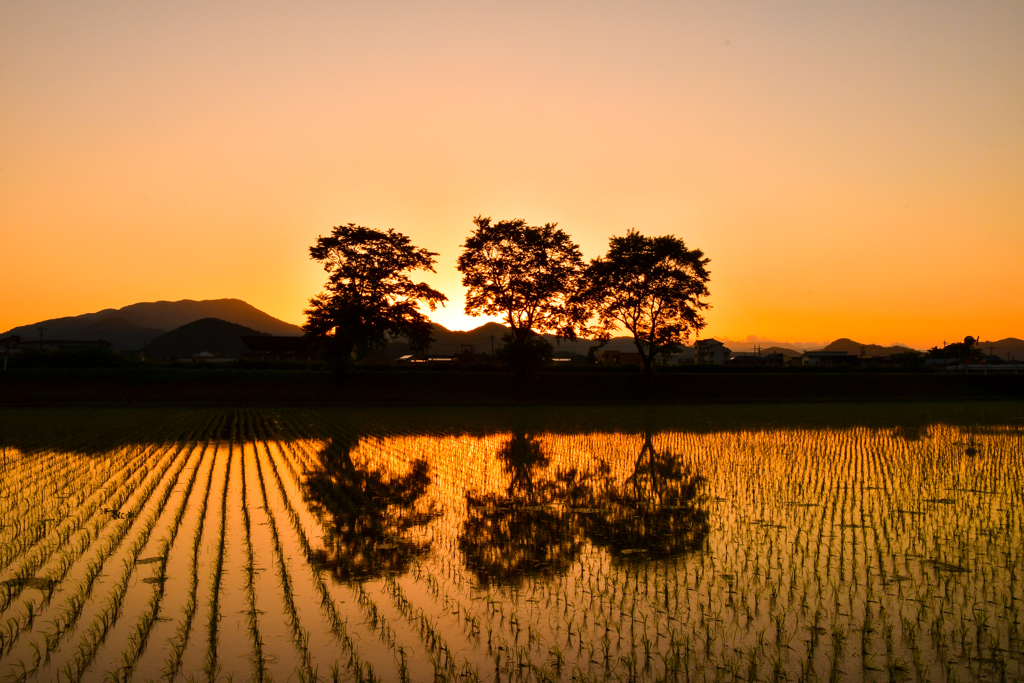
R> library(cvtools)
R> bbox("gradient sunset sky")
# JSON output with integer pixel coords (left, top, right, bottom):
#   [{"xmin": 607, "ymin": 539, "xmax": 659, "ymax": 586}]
[{"xmin": 3, "ymin": 2, "xmax": 1022, "ymax": 348}]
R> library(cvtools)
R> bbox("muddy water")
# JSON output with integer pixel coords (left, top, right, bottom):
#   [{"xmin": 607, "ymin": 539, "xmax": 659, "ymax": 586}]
[{"xmin": 0, "ymin": 404, "xmax": 1022, "ymax": 682}]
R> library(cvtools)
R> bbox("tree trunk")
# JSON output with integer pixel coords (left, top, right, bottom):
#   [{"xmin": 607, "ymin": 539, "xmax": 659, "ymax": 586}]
[{"xmin": 331, "ymin": 339, "xmax": 356, "ymax": 384}]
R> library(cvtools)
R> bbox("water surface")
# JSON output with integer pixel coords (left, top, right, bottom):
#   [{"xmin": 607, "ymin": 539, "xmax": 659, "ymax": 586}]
[{"xmin": 0, "ymin": 403, "xmax": 1021, "ymax": 682}]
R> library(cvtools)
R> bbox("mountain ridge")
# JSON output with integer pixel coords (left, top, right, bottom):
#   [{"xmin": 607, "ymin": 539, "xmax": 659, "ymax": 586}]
[
  {"xmin": 814, "ymin": 338, "xmax": 914, "ymax": 358},
  {"xmin": 3, "ymin": 299, "xmax": 302, "ymax": 350}
]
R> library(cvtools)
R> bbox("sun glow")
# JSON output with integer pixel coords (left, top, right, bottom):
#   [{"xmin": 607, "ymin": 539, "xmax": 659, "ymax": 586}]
[{"xmin": 1, "ymin": 3, "xmax": 1021, "ymax": 348}]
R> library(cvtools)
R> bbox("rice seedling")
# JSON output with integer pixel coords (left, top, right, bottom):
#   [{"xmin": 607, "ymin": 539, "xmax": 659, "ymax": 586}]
[{"xmin": 0, "ymin": 405, "xmax": 1021, "ymax": 681}]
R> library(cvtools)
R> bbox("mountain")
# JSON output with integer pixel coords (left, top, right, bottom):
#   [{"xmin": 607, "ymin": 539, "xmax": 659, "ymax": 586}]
[
  {"xmin": 977, "ymin": 338, "xmax": 1024, "ymax": 361},
  {"xmin": 814, "ymin": 338, "xmax": 914, "ymax": 357},
  {"xmin": 2, "ymin": 299, "xmax": 302, "ymax": 351},
  {"xmin": 713, "ymin": 338, "xmax": 825, "ymax": 353},
  {"xmin": 82, "ymin": 316, "xmax": 159, "ymax": 333},
  {"xmin": 143, "ymin": 318, "xmax": 269, "ymax": 361}
]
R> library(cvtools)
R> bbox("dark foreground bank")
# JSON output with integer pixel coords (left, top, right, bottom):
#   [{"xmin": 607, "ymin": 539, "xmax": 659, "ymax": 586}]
[{"xmin": 2, "ymin": 368, "xmax": 1023, "ymax": 405}]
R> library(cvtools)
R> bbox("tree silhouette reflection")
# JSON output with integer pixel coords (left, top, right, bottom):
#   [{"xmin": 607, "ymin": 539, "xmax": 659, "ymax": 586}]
[
  {"xmin": 459, "ymin": 429, "xmax": 709, "ymax": 584},
  {"xmin": 459, "ymin": 431, "xmax": 586, "ymax": 587},
  {"xmin": 582, "ymin": 430, "xmax": 709, "ymax": 562},
  {"xmin": 302, "ymin": 436, "xmax": 437, "ymax": 582}
]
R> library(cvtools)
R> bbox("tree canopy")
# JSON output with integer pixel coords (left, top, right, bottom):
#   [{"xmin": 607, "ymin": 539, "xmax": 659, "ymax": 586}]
[
  {"xmin": 304, "ymin": 224, "xmax": 446, "ymax": 368},
  {"xmin": 582, "ymin": 230, "xmax": 710, "ymax": 374},
  {"xmin": 457, "ymin": 217, "xmax": 586, "ymax": 346}
]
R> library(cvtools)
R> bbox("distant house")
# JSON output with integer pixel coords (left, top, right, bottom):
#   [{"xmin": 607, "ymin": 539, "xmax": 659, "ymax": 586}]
[
  {"xmin": 618, "ymin": 352, "xmax": 644, "ymax": 366},
  {"xmin": 694, "ymin": 339, "xmax": 731, "ymax": 365},
  {"xmin": 551, "ymin": 352, "xmax": 587, "ymax": 364},
  {"xmin": 240, "ymin": 336, "xmax": 317, "ymax": 362},
  {"xmin": 729, "ymin": 352, "xmax": 790, "ymax": 367},
  {"xmin": 598, "ymin": 350, "xmax": 645, "ymax": 366},
  {"xmin": 2, "ymin": 335, "xmax": 21, "ymax": 369},
  {"xmin": 661, "ymin": 346, "xmax": 696, "ymax": 365},
  {"xmin": 395, "ymin": 355, "xmax": 455, "ymax": 365},
  {"xmin": 802, "ymin": 351, "xmax": 857, "ymax": 366},
  {"xmin": 10, "ymin": 338, "xmax": 112, "ymax": 351}
]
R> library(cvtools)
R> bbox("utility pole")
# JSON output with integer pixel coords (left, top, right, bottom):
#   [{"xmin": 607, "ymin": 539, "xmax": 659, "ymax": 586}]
[{"xmin": 38, "ymin": 327, "xmax": 47, "ymax": 350}]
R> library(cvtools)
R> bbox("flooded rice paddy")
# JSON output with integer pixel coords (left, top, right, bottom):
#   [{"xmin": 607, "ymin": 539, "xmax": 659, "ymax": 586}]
[{"xmin": 0, "ymin": 404, "xmax": 1022, "ymax": 682}]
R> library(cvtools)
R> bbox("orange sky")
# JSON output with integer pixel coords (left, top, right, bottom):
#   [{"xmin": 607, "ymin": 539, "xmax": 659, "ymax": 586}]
[{"xmin": 2, "ymin": 2, "xmax": 1022, "ymax": 348}]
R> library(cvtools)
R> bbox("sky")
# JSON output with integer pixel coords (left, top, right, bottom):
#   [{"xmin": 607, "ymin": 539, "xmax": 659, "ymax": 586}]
[{"xmin": 2, "ymin": 2, "xmax": 1022, "ymax": 348}]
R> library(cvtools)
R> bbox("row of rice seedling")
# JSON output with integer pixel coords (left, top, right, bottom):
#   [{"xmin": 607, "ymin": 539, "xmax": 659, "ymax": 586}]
[
  {"xmin": 0, "ymin": 441, "xmax": 162, "ymax": 596},
  {"xmin": 301, "ymin": 413, "xmax": 1018, "ymax": 681},
  {"xmin": 39, "ymin": 427, "xmax": 212, "ymax": 680},
  {"xmin": 1, "ymin": 407, "xmax": 1021, "ymax": 681},
  {"xmin": 201, "ymin": 435, "xmax": 234, "ymax": 682},
  {"xmin": 271, "ymin": 411, "xmax": 498, "ymax": 681},
  {"xmin": 94, "ymin": 425, "xmax": 220, "ymax": 681},
  {"xmin": 152, "ymin": 432, "xmax": 230, "ymax": 681},
  {"xmin": 0, "ymin": 439, "xmax": 185, "ymax": 664},
  {"xmin": 0, "ymin": 444, "xmax": 81, "ymax": 532},
  {"xmin": 0, "ymin": 412, "xmax": 214, "ymax": 681},
  {"xmin": 238, "ymin": 437, "xmax": 270, "ymax": 683},
  {"xmin": 275, "ymin": 412, "xmax": 462, "ymax": 682},
  {"xmin": 256, "ymin": 432, "xmax": 394, "ymax": 681},
  {"xmin": 0, "ymin": 441, "xmax": 150, "ymax": 578},
  {"xmin": 312, "ymin": 417, "xmax": 1022, "ymax": 682},
  {"xmin": 0, "ymin": 410, "xmax": 201, "ymax": 584}
]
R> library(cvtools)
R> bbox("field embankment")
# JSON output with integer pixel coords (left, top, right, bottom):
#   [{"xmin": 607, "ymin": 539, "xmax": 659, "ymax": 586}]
[{"xmin": 1, "ymin": 368, "xmax": 1023, "ymax": 405}]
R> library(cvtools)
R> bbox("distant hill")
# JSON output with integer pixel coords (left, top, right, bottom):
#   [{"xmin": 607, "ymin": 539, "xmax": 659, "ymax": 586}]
[
  {"xmin": 82, "ymin": 316, "xmax": 158, "ymax": 333},
  {"xmin": 143, "ymin": 318, "xmax": 269, "ymax": 361},
  {"xmin": 716, "ymin": 338, "xmax": 825, "ymax": 353},
  {"xmin": 814, "ymin": 338, "xmax": 914, "ymax": 357},
  {"xmin": 977, "ymin": 338, "xmax": 1024, "ymax": 362},
  {"xmin": 2, "ymin": 298, "xmax": 302, "ymax": 351}
]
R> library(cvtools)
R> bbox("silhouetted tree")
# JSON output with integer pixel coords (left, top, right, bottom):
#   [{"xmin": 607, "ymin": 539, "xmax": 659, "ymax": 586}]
[
  {"xmin": 304, "ymin": 224, "xmax": 447, "ymax": 373},
  {"xmin": 302, "ymin": 436, "xmax": 438, "ymax": 582},
  {"xmin": 581, "ymin": 230, "xmax": 710, "ymax": 377},
  {"xmin": 493, "ymin": 331, "xmax": 553, "ymax": 370},
  {"xmin": 458, "ymin": 431, "xmax": 585, "ymax": 586},
  {"xmin": 457, "ymin": 217, "xmax": 586, "ymax": 374}
]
